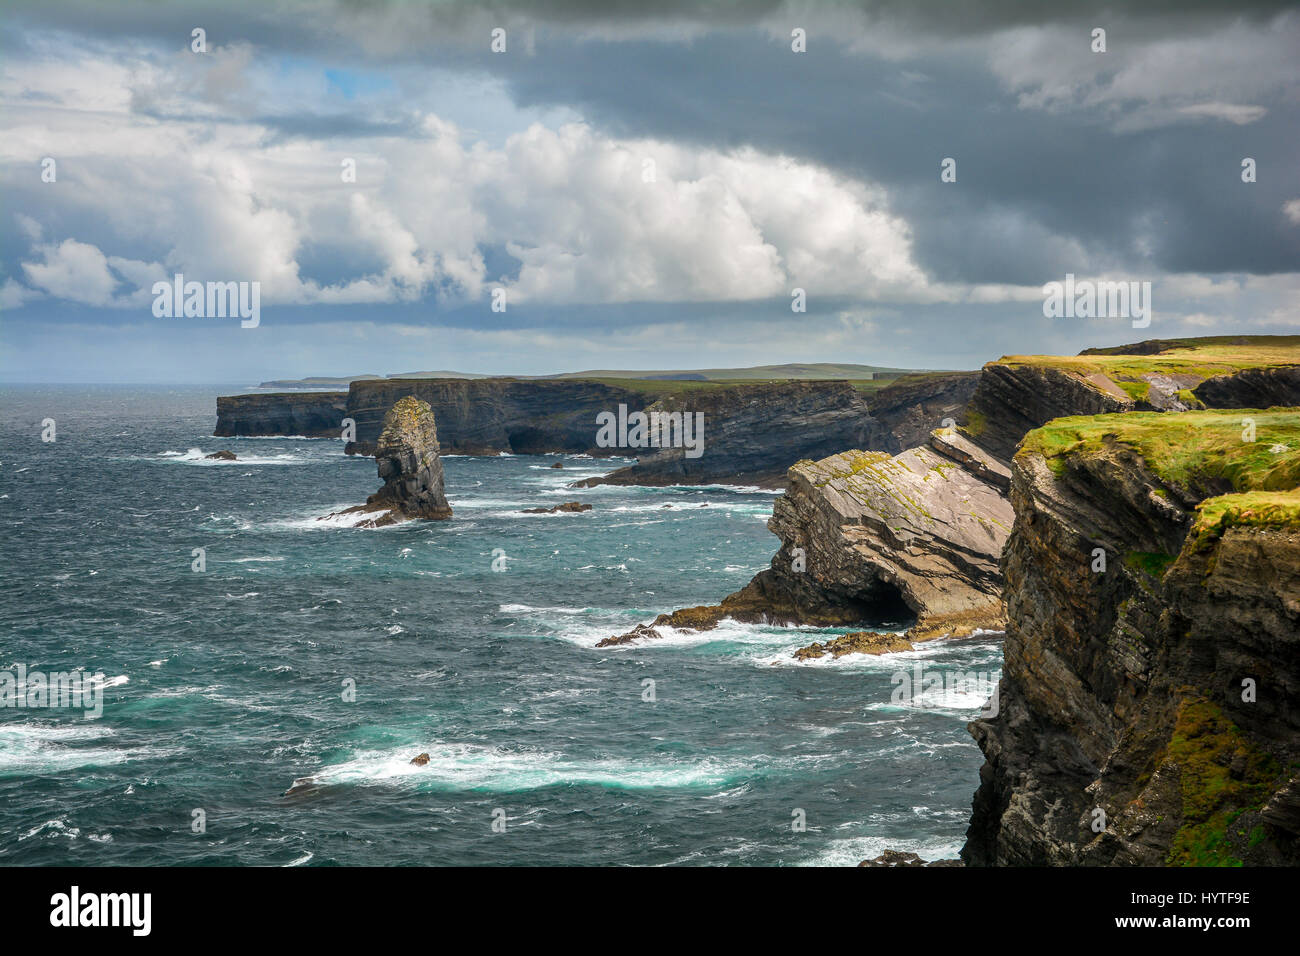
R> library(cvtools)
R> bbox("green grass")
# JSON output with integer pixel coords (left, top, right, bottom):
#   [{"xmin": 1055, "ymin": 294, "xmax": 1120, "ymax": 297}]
[
  {"xmin": 1081, "ymin": 334, "xmax": 1300, "ymax": 356},
  {"xmin": 995, "ymin": 337, "xmax": 1299, "ymax": 405},
  {"xmin": 1116, "ymin": 379, "xmax": 1151, "ymax": 401},
  {"xmin": 1019, "ymin": 409, "xmax": 1300, "ymax": 495},
  {"xmin": 1166, "ymin": 698, "xmax": 1283, "ymax": 866},
  {"xmin": 1191, "ymin": 490, "xmax": 1300, "ymax": 550},
  {"xmin": 1124, "ymin": 551, "xmax": 1177, "ymax": 578}
]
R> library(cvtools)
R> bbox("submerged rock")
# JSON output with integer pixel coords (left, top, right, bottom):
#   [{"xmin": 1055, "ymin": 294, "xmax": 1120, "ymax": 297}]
[
  {"xmin": 322, "ymin": 396, "xmax": 451, "ymax": 528},
  {"xmin": 521, "ymin": 501, "xmax": 592, "ymax": 514},
  {"xmin": 794, "ymin": 631, "xmax": 914, "ymax": 660},
  {"xmin": 859, "ymin": 850, "xmax": 962, "ymax": 867},
  {"xmin": 204, "ymin": 450, "xmax": 237, "ymax": 460}
]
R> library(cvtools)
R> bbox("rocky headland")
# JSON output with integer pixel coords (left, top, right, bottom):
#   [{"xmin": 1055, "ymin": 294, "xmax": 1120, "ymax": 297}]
[
  {"xmin": 598, "ymin": 427, "xmax": 1013, "ymax": 647},
  {"xmin": 599, "ymin": 335, "xmax": 1299, "ymax": 664},
  {"xmin": 575, "ymin": 380, "xmax": 889, "ymax": 489},
  {"xmin": 216, "ymin": 374, "xmax": 970, "ymax": 487},
  {"xmin": 322, "ymin": 396, "xmax": 451, "ymax": 528},
  {"xmin": 962, "ymin": 408, "xmax": 1300, "ymax": 866},
  {"xmin": 215, "ymin": 391, "xmax": 348, "ymax": 438}
]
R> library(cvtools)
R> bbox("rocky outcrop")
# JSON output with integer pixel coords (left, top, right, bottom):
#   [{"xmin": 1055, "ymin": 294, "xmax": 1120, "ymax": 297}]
[
  {"xmin": 598, "ymin": 427, "xmax": 1012, "ymax": 648},
  {"xmin": 575, "ymin": 381, "xmax": 889, "ymax": 489},
  {"xmin": 794, "ymin": 631, "xmax": 915, "ymax": 659},
  {"xmin": 215, "ymin": 391, "xmax": 348, "ymax": 438},
  {"xmin": 868, "ymin": 371, "xmax": 981, "ymax": 453},
  {"xmin": 522, "ymin": 501, "xmax": 592, "ymax": 514},
  {"xmin": 324, "ymin": 397, "xmax": 451, "ymax": 528},
  {"xmin": 963, "ymin": 409, "xmax": 1300, "ymax": 866},
  {"xmin": 204, "ymin": 450, "xmax": 237, "ymax": 460}
]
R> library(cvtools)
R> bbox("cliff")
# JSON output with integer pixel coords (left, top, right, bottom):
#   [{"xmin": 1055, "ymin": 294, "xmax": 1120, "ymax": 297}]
[
  {"xmin": 963, "ymin": 409, "xmax": 1300, "ymax": 866},
  {"xmin": 598, "ymin": 426, "xmax": 1012, "ymax": 647},
  {"xmin": 215, "ymin": 392, "xmax": 348, "ymax": 438},
  {"xmin": 963, "ymin": 335, "xmax": 1300, "ymax": 461},
  {"xmin": 325, "ymin": 397, "xmax": 451, "ymax": 528},
  {"xmin": 341, "ymin": 377, "xmax": 654, "ymax": 457},
  {"xmin": 217, "ymin": 375, "xmax": 987, "ymax": 487},
  {"xmin": 868, "ymin": 371, "xmax": 981, "ymax": 452},
  {"xmin": 577, "ymin": 380, "xmax": 888, "ymax": 489}
]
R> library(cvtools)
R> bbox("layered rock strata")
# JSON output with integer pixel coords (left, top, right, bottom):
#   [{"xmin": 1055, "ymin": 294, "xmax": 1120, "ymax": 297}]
[
  {"xmin": 963, "ymin": 409, "xmax": 1300, "ymax": 866},
  {"xmin": 598, "ymin": 428, "xmax": 1012, "ymax": 647}
]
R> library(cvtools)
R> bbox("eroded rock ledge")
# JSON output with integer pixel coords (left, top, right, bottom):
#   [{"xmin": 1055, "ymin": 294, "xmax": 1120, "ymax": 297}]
[
  {"xmin": 323, "ymin": 396, "xmax": 451, "ymax": 528},
  {"xmin": 962, "ymin": 408, "xmax": 1300, "ymax": 866},
  {"xmin": 597, "ymin": 428, "xmax": 1012, "ymax": 649}
]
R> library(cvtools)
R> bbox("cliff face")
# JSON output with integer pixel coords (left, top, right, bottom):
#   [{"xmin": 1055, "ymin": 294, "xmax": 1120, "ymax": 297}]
[
  {"xmin": 1193, "ymin": 366, "xmax": 1300, "ymax": 409},
  {"xmin": 868, "ymin": 371, "xmax": 981, "ymax": 453},
  {"xmin": 217, "ymin": 376, "xmax": 964, "ymax": 487},
  {"xmin": 598, "ymin": 426, "xmax": 1012, "ymax": 646},
  {"xmin": 215, "ymin": 392, "xmax": 347, "ymax": 438},
  {"xmin": 963, "ymin": 409, "xmax": 1300, "ymax": 866},
  {"xmin": 579, "ymin": 381, "xmax": 888, "ymax": 488},
  {"xmin": 326, "ymin": 397, "xmax": 451, "ymax": 527},
  {"xmin": 963, "ymin": 363, "xmax": 1130, "ymax": 461},
  {"xmin": 342, "ymin": 378, "xmax": 649, "ymax": 457}
]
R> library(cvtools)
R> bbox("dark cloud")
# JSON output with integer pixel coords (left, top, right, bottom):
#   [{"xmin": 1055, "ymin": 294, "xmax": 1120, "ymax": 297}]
[{"xmin": 2, "ymin": 0, "xmax": 1295, "ymax": 381}]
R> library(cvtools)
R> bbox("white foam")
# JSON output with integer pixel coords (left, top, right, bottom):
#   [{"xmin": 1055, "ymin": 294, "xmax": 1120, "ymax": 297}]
[
  {"xmin": 0, "ymin": 723, "xmax": 133, "ymax": 776},
  {"xmin": 156, "ymin": 448, "xmax": 311, "ymax": 466},
  {"xmin": 797, "ymin": 833, "xmax": 964, "ymax": 867},
  {"xmin": 302, "ymin": 743, "xmax": 754, "ymax": 792},
  {"xmin": 271, "ymin": 507, "xmax": 394, "ymax": 530}
]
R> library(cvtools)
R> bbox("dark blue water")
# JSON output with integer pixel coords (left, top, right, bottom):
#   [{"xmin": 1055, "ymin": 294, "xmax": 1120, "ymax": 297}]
[{"xmin": 0, "ymin": 385, "xmax": 997, "ymax": 865}]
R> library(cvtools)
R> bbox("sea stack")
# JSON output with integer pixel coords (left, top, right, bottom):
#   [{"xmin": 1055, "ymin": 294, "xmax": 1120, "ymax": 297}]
[{"xmin": 328, "ymin": 396, "xmax": 451, "ymax": 527}]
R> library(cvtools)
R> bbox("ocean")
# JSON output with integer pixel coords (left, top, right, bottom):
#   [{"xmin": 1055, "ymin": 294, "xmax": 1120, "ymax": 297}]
[{"xmin": 0, "ymin": 385, "xmax": 998, "ymax": 866}]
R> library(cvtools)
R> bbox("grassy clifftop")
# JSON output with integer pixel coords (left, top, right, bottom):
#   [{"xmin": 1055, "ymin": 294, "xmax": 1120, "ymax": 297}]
[
  {"xmin": 1019, "ymin": 408, "xmax": 1300, "ymax": 493},
  {"xmin": 995, "ymin": 336, "xmax": 1299, "ymax": 405}
]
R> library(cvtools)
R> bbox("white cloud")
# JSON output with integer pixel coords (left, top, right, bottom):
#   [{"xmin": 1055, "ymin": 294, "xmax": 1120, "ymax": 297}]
[
  {"xmin": 1175, "ymin": 103, "xmax": 1267, "ymax": 125},
  {"xmin": 4, "ymin": 37, "xmax": 942, "ymax": 310},
  {"xmin": 22, "ymin": 239, "xmax": 126, "ymax": 305}
]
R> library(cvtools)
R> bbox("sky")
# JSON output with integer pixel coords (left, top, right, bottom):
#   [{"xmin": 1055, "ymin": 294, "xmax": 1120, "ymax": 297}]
[{"xmin": 1, "ymin": 0, "xmax": 1297, "ymax": 383}]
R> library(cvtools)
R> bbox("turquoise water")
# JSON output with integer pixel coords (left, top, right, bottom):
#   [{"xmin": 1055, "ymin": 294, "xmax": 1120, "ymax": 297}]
[{"xmin": 0, "ymin": 385, "xmax": 997, "ymax": 866}]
